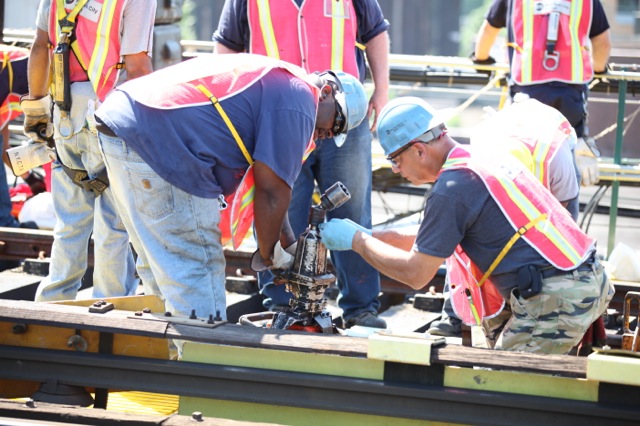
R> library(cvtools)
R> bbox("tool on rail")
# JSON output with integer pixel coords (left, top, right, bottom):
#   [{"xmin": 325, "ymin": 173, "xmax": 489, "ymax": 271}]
[{"xmin": 240, "ymin": 181, "xmax": 350, "ymax": 334}]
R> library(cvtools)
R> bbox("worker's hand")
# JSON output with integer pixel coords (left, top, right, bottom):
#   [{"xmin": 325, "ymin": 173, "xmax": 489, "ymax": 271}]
[
  {"xmin": 271, "ymin": 241, "xmax": 295, "ymax": 270},
  {"xmin": 470, "ymin": 53, "xmax": 496, "ymax": 77},
  {"xmin": 20, "ymin": 96, "xmax": 53, "ymax": 143},
  {"xmin": 575, "ymin": 137, "xmax": 600, "ymax": 186},
  {"xmin": 318, "ymin": 218, "xmax": 360, "ymax": 251},
  {"xmin": 342, "ymin": 218, "xmax": 372, "ymax": 236},
  {"xmin": 250, "ymin": 241, "xmax": 295, "ymax": 272}
]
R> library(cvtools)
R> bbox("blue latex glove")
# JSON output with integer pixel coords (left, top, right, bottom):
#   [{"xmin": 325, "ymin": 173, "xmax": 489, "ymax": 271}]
[
  {"xmin": 342, "ymin": 218, "xmax": 372, "ymax": 236},
  {"xmin": 318, "ymin": 218, "xmax": 362, "ymax": 251}
]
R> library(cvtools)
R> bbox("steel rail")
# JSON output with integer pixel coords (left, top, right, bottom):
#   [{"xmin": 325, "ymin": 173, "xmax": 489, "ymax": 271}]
[{"xmin": 0, "ymin": 344, "xmax": 637, "ymax": 426}]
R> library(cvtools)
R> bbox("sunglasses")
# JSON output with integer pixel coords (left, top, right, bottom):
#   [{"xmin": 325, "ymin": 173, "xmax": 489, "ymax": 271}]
[
  {"xmin": 386, "ymin": 124, "xmax": 445, "ymax": 167},
  {"xmin": 328, "ymin": 81, "xmax": 346, "ymax": 135},
  {"xmin": 386, "ymin": 141, "xmax": 421, "ymax": 167}
]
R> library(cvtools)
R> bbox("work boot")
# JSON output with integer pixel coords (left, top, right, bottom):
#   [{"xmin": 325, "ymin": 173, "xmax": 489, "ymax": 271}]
[
  {"xmin": 428, "ymin": 316, "xmax": 462, "ymax": 337},
  {"xmin": 344, "ymin": 311, "xmax": 387, "ymax": 329}
]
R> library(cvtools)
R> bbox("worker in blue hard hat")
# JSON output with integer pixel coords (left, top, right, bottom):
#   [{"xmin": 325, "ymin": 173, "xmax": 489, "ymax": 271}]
[
  {"xmin": 93, "ymin": 53, "xmax": 368, "ymax": 327},
  {"xmin": 318, "ymin": 96, "xmax": 613, "ymax": 355}
]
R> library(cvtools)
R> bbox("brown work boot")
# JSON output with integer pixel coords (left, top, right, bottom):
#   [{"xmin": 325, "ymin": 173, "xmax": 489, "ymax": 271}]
[{"xmin": 344, "ymin": 311, "xmax": 387, "ymax": 329}]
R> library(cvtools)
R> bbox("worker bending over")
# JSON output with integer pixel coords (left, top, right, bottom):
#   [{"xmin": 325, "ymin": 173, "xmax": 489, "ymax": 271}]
[
  {"xmin": 319, "ymin": 97, "xmax": 613, "ymax": 354},
  {"xmin": 94, "ymin": 53, "xmax": 367, "ymax": 323}
]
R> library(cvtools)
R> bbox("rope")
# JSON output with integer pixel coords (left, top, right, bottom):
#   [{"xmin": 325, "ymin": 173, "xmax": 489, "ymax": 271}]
[
  {"xmin": 445, "ymin": 72, "xmax": 506, "ymax": 121},
  {"xmin": 591, "ymin": 104, "xmax": 640, "ymax": 141}
]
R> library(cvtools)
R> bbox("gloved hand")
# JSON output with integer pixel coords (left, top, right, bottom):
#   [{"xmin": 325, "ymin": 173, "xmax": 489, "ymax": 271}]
[
  {"xmin": 575, "ymin": 137, "xmax": 600, "ymax": 186},
  {"xmin": 250, "ymin": 241, "xmax": 295, "ymax": 272},
  {"xmin": 470, "ymin": 52, "xmax": 496, "ymax": 77},
  {"xmin": 342, "ymin": 218, "xmax": 372, "ymax": 235},
  {"xmin": 318, "ymin": 218, "xmax": 361, "ymax": 251},
  {"xmin": 20, "ymin": 96, "xmax": 53, "ymax": 143},
  {"xmin": 271, "ymin": 240, "xmax": 294, "ymax": 270}
]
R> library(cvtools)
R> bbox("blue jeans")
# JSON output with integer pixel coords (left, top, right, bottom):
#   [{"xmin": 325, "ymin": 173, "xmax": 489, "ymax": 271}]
[
  {"xmin": 35, "ymin": 127, "xmax": 138, "ymax": 301},
  {"xmin": 99, "ymin": 133, "xmax": 227, "ymax": 320},
  {"xmin": 258, "ymin": 119, "xmax": 381, "ymax": 320}
]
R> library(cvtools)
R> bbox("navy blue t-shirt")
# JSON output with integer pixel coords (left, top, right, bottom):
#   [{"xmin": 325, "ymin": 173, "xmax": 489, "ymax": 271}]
[
  {"xmin": 212, "ymin": 0, "xmax": 389, "ymax": 82},
  {"xmin": 96, "ymin": 64, "xmax": 316, "ymax": 199},
  {"xmin": 414, "ymin": 167, "xmax": 550, "ymax": 298}
]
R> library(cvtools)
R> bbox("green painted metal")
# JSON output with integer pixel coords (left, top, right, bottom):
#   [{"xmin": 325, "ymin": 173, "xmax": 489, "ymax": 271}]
[
  {"xmin": 179, "ymin": 397, "xmax": 463, "ymax": 426},
  {"xmin": 182, "ymin": 341, "xmax": 385, "ymax": 380},
  {"xmin": 607, "ymin": 78, "xmax": 628, "ymax": 257},
  {"xmin": 444, "ymin": 365, "xmax": 598, "ymax": 402}
]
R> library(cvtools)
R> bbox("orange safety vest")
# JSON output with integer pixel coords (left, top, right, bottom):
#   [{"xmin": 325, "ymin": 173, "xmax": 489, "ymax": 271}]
[
  {"xmin": 49, "ymin": 0, "xmax": 125, "ymax": 101},
  {"xmin": 122, "ymin": 54, "xmax": 320, "ymax": 249},
  {"xmin": 247, "ymin": 0, "xmax": 360, "ymax": 78},
  {"xmin": 442, "ymin": 146, "xmax": 595, "ymax": 324},
  {"xmin": 0, "ymin": 45, "xmax": 29, "ymax": 129},
  {"xmin": 510, "ymin": 0, "xmax": 593, "ymax": 85}
]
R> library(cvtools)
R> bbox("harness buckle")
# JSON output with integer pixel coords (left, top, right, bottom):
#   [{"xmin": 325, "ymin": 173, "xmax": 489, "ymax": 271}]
[{"xmin": 542, "ymin": 50, "xmax": 560, "ymax": 72}]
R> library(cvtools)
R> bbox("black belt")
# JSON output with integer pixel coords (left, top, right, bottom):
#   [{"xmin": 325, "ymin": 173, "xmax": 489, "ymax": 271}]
[
  {"xmin": 95, "ymin": 120, "xmax": 118, "ymax": 138},
  {"xmin": 539, "ymin": 258, "xmax": 595, "ymax": 279}
]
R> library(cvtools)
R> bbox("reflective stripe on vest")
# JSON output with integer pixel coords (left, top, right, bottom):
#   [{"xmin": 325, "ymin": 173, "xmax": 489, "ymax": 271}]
[
  {"xmin": 441, "ymin": 146, "xmax": 594, "ymax": 269},
  {"xmin": 50, "ymin": 0, "xmax": 124, "ymax": 101},
  {"xmin": 0, "ymin": 46, "xmax": 29, "ymax": 128},
  {"xmin": 511, "ymin": 0, "xmax": 593, "ymax": 85},
  {"xmin": 248, "ymin": 0, "xmax": 360, "ymax": 78}
]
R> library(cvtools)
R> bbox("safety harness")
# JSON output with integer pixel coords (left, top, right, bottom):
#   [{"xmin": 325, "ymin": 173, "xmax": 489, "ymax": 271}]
[{"xmin": 51, "ymin": 0, "xmax": 110, "ymax": 195}]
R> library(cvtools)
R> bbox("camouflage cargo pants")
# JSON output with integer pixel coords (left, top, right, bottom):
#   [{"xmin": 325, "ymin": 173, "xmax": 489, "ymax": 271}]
[{"xmin": 491, "ymin": 259, "xmax": 614, "ymax": 354}]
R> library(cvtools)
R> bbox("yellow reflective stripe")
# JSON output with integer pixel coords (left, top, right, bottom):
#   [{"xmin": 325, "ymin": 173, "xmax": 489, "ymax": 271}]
[
  {"xmin": 530, "ymin": 141, "xmax": 552, "ymax": 184},
  {"xmin": 232, "ymin": 185, "xmax": 255, "ymax": 234},
  {"xmin": 256, "ymin": 0, "xmax": 279, "ymax": 59},
  {"xmin": 88, "ymin": 0, "xmax": 117, "ymax": 95},
  {"xmin": 570, "ymin": 0, "xmax": 584, "ymax": 81},
  {"xmin": 521, "ymin": 0, "xmax": 534, "ymax": 83},
  {"xmin": 195, "ymin": 84, "xmax": 254, "ymax": 166},
  {"xmin": 331, "ymin": 0, "xmax": 345, "ymax": 70},
  {"xmin": 496, "ymin": 175, "xmax": 583, "ymax": 263}
]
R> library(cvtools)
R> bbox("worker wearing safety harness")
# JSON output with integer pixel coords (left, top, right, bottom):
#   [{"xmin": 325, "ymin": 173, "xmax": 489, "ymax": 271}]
[
  {"xmin": 93, "ymin": 53, "xmax": 368, "ymax": 329},
  {"xmin": 213, "ymin": 0, "xmax": 390, "ymax": 329},
  {"xmin": 472, "ymin": 0, "xmax": 611, "ymax": 187},
  {"xmin": 319, "ymin": 97, "xmax": 614, "ymax": 354},
  {"xmin": 24, "ymin": 0, "xmax": 155, "ymax": 301},
  {"xmin": 429, "ymin": 95, "xmax": 581, "ymax": 338}
]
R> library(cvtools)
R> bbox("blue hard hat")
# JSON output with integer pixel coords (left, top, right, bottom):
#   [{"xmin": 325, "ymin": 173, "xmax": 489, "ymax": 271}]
[
  {"xmin": 320, "ymin": 70, "xmax": 368, "ymax": 147},
  {"xmin": 377, "ymin": 97, "xmax": 444, "ymax": 156}
]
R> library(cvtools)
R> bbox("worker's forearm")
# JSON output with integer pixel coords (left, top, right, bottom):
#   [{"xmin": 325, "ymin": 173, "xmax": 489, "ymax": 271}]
[
  {"xmin": 372, "ymin": 228, "xmax": 417, "ymax": 251},
  {"xmin": 352, "ymin": 232, "xmax": 435, "ymax": 290},
  {"xmin": 27, "ymin": 30, "xmax": 51, "ymax": 99},
  {"xmin": 474, "ymin": 20, "xmax": 501, "ymax": 60},
  {"xmin": 591, "ymin": 30, "xmax": 612, "ymax": 73},
  {"xmin": 365, "ymin": 31, "xmax": 390, "ymax": 94}
]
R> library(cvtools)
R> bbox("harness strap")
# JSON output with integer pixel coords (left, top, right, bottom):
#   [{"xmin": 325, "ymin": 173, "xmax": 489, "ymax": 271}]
[
  {"xmin": 194, "ymin": 84, "xmax": 253, "ymax": 165},
  {"xmin": 476, "ymin": 213, "xmax": 548, "ymax": 287}
]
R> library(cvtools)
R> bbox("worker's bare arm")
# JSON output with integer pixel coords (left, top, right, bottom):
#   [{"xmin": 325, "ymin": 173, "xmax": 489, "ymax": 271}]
[
  {"xmin": 214, "ymin": 42, "xmax": 241, "ymax": 54},
  {"xmin": 372, "ymin": 228, "xmax": 417, "ymax": 252},
  {"xmin": 352, "ymin": 232, "xmax": 443, "ymax": 290},
  {"xmin": 27, "ymin": 29, "xmax": 50, "ymax": 99},
  {"xmin": 474, "ymin": 20, "xmax": 501, "ymax": 61},
  {"xmin": 253, "ymin": 160, "xmax": 293, "ymax": 262},
  {"xmin": 123, "ymin": 52, "xmax": 153, "ymax": 81}
]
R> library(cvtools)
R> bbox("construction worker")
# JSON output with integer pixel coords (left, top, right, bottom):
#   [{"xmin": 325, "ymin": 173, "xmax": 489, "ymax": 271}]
[
  {"xmin": 0, "ymin": 44, "xmax": 41, "ymax": 272},
  {"xmin": 428, "ymin": 95, "xmax": 580, "ymax": 338},
  {"xmin": 319, "ymin": 97, "xmax": 614, "ymax": 354},
  {"xmin": 24, "ymin": 0, "xmax": 156, "ymax": 301},
  {"xmin": 213, "ymin": 0, "xmax": 390, "ymax": 328},
  {"xmin": 472, "ymin": 0, "xmax": 612, "ymax": 187},
  {"xmin": 94, "ymin": 53, "xmax": 368, "ymax": 324}
]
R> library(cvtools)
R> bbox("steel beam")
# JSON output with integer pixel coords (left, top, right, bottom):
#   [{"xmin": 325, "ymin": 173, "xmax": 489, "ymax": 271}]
[{"xmin": 0, "ymin": 345, "xmax": 637, "ymax": 426}]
